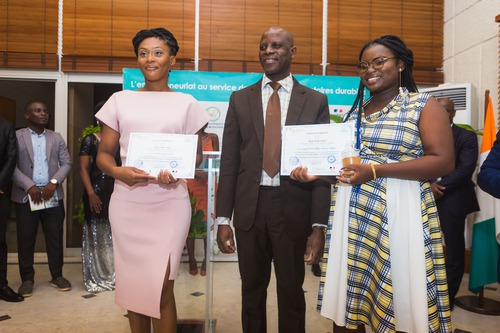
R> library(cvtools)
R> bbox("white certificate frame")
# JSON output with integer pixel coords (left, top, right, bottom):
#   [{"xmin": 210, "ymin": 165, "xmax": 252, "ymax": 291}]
[
  {"xmin": 281, "ymin": 123, "xmax": 355, "ymax": 176},
  {"xmin": 125, "ymin": 132, "xmax": 198, "ymax": 179}
]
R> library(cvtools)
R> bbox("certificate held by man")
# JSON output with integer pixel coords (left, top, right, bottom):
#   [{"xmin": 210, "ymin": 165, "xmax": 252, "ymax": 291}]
[
  {"xmin": 125, "ymin": 132, "xmax": 198, "ymax": 179},
  {"xmin": 281, "ymin": 123, "xmax": 355, "ymax": 176}
]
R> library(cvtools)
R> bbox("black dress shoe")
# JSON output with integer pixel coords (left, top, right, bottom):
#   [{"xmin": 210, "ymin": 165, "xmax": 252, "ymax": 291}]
[
  {"xmin": 311, "ymin": 263, "xmax": 321, "ymax": 277},
  {"xmin": 0, "ymin": 285, "xmax": 24, "ymax": 302}
]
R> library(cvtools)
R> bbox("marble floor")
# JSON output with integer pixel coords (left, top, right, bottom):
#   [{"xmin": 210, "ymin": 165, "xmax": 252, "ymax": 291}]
[{"xmin": 0, "ymin": 257, "xmax": 499, "ymax": 333}]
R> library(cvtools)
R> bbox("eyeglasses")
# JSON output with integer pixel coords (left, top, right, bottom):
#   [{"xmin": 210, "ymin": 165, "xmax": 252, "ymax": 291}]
[{"xmin": 356, "ymin": 56, "xmax": 398, "ymax": 73}]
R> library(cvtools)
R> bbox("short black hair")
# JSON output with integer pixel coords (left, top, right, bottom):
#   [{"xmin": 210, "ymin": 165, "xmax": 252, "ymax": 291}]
[
  {"xmin": 132, "ymin": 28, "xmax": 179, "ymax": 57},
  {"xmin": 25, "ymin": 100, "xmax": 46, "ymax": 113}
]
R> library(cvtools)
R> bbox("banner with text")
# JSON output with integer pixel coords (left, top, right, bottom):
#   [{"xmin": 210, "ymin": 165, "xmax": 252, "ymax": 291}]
[{"xmin": 123, "ymin": 69, "xmax": 361, "ymax": 141}]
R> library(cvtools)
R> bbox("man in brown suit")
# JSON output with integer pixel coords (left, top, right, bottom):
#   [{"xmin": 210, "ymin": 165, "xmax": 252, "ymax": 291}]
[{"xmin": 216, "ymin": 27, "xmax": 331, "ymax": 333}]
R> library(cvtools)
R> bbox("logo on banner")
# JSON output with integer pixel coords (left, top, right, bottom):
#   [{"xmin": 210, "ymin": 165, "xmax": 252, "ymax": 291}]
[{"xmin": 206, "ymin": 106, "xmax": 221, "ymax": 121}]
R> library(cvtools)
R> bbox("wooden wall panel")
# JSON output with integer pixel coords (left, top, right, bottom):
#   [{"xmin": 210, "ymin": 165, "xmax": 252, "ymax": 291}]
[
  {"xmin": 147, "ymin": 0, "xmax": 196, "ymax": 61},
  {"xmin": 1, "ymin": 0, "xmax": 58, "ymax": 69},
  {"xmin": 2, "ymin": 0, "xmax": 444, "ymax": 85},
  {"xmin": 62, "ymin": 0, "xmax": 196, "ymax": 71},
  {"xmin": 331, "ymin": 1, "xmax": 372, "ymax": 65},
  {"xmin": 3, "ymin": 0, "xmax": 58, "ymax": 53},
  {"xmin": 274, "ymin": 0, "xmax": 322, "ymax": 65},
  {"xmin": 199, "ymin": 0, "xmax": 247, "ymax": 62},
  {"xmin": 200, "ymin": 0, "xmax": 322, "ymax": 65},
  {"xmin": 327, "ymin": 0, "xmax": 443, "ymax": 83},
  {"xmin": 0, "ymin": 1, "xmax": 6, "ymax": 52},
  {"xmin": 111, "ymin": 1, "xmax": 149, "ymax": 57},
  {"xmin": 402, "ymin": 1, "xmax": 442, "ymax": 70},
  {"xmin": 63, "ymin": 0, "xmax": 113, "ymax": 56}
]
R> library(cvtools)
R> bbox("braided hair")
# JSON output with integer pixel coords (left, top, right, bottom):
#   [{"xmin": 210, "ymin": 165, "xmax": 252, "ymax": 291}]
[
  {"xmin": 132, "ymin": 28, "xmax": 179, "ymax": 57},
  {"xmin": 345, "ymin": 35, "xmax": 418, "ymax": 148},
  {"xmin": 360, "ymin": 35, "xmax": 417, "ymax": 92}
]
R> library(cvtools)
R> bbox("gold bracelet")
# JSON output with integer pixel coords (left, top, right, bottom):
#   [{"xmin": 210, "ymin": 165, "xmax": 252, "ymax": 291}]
[{"xmin": 370, "ymin": 163, "xmax": 377, "ymax": 180}]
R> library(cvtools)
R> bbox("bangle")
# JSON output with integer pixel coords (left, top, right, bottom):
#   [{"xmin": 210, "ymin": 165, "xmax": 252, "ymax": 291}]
[
  {"xmin": 370, "ymin": 163, "xmax": 377, "ymax": 180},
  {"xmin": 313, "ymin": 226, "xmax": 327, "ymax": 235}
]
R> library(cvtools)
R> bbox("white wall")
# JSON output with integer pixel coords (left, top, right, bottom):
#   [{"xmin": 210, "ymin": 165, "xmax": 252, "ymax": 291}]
[{"xmin": 444, "ymin": 0, "xmax": 500, "ymax": 130}]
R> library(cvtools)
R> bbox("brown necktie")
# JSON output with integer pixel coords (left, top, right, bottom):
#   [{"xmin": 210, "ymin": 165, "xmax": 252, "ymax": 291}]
[{"xmin": 262, "ymin": 82, "xmax": 281, "ymax": 177}]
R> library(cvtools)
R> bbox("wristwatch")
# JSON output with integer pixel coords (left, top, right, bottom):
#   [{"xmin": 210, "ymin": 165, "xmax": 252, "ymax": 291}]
[{"xmin": 50, "ymin": 178, "xmax": 58, "ymax": 186}]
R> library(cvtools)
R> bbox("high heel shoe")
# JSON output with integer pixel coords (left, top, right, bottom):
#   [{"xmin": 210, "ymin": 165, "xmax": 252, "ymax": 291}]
[
  {"xmin": 200, "ymin": 258, "xmax": 207, "ymax": 276},
  {"xmin": 189, "ymin": 258, "xmax": 198, "ymax": 275}
]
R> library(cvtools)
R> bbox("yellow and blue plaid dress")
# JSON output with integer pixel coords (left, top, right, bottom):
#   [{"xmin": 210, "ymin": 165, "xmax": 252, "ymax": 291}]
[{"xmin": 318, "ymin": 89, "xmax": 452, "ymax": 332}]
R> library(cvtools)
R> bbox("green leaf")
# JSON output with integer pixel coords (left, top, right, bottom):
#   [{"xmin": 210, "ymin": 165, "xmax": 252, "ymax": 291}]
[
  {"xmin": 73, "ymin": 201, "xmax": 85, "ymax": 225},
  {"xmin": 330, "ymin": 114, "xmax": 343, "ymax": 123},
  {"xmin": 79, "ymin": 124, "xmax": 101, "ymax": 142},
  {"xmin": 455, "ymin": 123, "xmax": 483, "ymax": 136},
  {"xmin": 188, "ymin": 191, "xmax": 207, "ymax": 238}
]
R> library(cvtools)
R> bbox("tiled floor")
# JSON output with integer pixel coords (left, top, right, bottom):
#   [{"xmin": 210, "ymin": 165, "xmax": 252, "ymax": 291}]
[{"xmin": 0, "ymin": 258, "xmax": 499, "ymax": 333}]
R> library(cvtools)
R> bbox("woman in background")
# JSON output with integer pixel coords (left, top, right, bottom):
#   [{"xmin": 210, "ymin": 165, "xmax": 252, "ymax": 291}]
[
  {"xmin": 291, "ymin": 35, "xmax": 454, "ymax": 332},
  {"xmin": 79, "ymin": 111, "xmax": 119, "ymax": 293},
  {"xmin": 186, "ymin": 124, "xmax": 219, "ymax": 276},
  {"xmin": 96, "ymin": 28, "xmax": 209, "ymax": 333}
]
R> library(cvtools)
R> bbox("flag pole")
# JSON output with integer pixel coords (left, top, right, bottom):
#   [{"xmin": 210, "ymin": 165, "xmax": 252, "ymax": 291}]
[
  {"xmin": 485, "ymin": 89, "xmax": 489, "ymax": 123},
  {"xmin": 454, "ymin": 90, "xmax": 500, "ymax": 315}
]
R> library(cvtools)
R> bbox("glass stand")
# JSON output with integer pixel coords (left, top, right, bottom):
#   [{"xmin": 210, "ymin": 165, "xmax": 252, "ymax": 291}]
[{"xmin": 204, "ymin": 151, "xmax": 220, "ymax": 333}]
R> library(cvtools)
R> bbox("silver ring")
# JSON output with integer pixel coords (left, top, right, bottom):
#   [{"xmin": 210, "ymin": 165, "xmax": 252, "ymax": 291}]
[{"xmin": 346, "ymin": 177, "xmax": 351, "ymax": 184}]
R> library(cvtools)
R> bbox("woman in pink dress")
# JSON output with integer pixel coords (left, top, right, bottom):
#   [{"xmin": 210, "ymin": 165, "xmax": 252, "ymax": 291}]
[{"xmin": 96, "ymin": 28, "xmax": 209, "ymax": 333}]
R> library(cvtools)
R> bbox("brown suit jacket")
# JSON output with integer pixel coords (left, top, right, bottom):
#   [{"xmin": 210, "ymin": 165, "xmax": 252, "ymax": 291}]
[{"xmin": 216, "ymin": 77, "xmax": 331, "ymax": 239}]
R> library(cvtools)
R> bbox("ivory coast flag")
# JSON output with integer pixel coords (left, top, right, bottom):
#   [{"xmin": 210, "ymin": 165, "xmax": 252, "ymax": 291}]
[{"xmin": 469, "ymin": 95, "xmax": 500, "ymax": 293}]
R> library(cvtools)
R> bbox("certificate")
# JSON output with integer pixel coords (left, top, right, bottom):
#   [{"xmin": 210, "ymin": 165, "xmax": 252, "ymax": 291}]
[
  {"xmin": 29, "ymin": 190, "xmax": 59, "ymax": 211},
  {"xmin": 281, "ymin": 123, "xmax": 355, "ymax": 176},
  {"xmin": 125, "ymin": 132, "xmax": 198, "ymax": 179}
]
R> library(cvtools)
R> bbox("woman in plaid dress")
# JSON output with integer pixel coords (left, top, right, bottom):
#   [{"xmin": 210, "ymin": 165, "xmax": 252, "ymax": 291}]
[{"xmin": 291, "ymin": 35, "xmax": 453, "ymax": 333}]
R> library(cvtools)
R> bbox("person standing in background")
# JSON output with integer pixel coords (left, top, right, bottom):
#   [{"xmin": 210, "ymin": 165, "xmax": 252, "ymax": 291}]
[
  {"xmin": 216, "ymin": 27, "xmax": 331, "ymax": 333},
  {"xmin": 0, "ymin": 117, "xmax": 24, "ymax": 302},
  {"xmin": 477, "ymin": 129, "xmax": 500, "ymax": 283},
  {"xmin": 186, "ymin": 123, "xmax": 219, "ymax": 276},
  {"xmin": 79, "ymin": 111, "xmax": 120, "ymax": 292},
  {"xmin": 12, "ymin": 101, "xmax": 73, "ymax": 297},
  {"xmin": 477, "ymin": 129, "xmax": 500, "ymax": 198},
  {"xmin": 430, "ymin": 97, "xmax": 480, "ymax": 310}
]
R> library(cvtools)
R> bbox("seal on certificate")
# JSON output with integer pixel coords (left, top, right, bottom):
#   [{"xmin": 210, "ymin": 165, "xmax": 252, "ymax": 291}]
[
  {"xmin": 134, "ymin": 159, "xmax": 144, "ymax": 167},
  {"xmin": 327, "ymin": 155, "xmax": 336, "ymax": 163},
  {"xmin": 170, "ymin": 160, "xmax": 179, "ymax": 168},
  {"xmin": 289, "ymin": 156, "xmax": 299, "ymax": 165}
]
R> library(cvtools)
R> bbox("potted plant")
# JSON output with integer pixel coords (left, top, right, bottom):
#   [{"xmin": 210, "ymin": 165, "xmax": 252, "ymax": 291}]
[{"xmin": 188, "ymin": 189, "xmax": 206, "ymax": 239}]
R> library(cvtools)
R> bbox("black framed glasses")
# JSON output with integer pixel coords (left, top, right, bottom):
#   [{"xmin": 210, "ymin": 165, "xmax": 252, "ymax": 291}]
[{"xmin": 356, "ymin": 56, "xmax": 398, "ymax": 73}]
